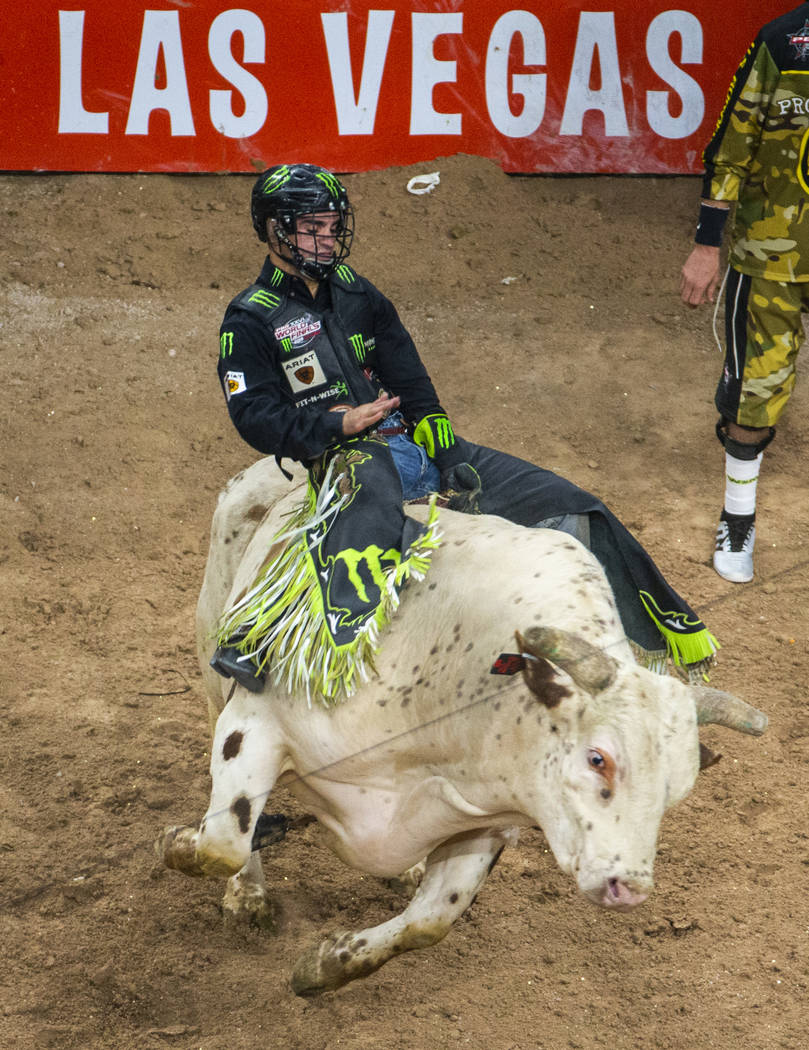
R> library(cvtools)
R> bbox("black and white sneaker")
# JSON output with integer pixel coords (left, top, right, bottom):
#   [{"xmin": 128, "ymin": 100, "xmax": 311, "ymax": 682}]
[{"xmin": 713, "ymin": 511, "xmax": 755, "ymax": 583}]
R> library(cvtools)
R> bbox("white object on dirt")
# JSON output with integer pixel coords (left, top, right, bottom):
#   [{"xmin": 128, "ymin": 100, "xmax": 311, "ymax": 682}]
[{"xmin": 406, "ymin": 172, "xmax": 440, "ymax": 195}]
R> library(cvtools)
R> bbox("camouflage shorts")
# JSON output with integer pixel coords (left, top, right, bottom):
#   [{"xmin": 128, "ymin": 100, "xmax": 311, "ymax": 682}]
[{"xmin": 716, "ymin": 267, "xmax": 809, "ymax": 427}]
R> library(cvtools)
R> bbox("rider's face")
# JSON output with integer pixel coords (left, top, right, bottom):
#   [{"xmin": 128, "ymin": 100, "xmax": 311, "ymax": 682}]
[{"xmin": 290, "ymin": 211, "xmax": 340, "ymax": 263}]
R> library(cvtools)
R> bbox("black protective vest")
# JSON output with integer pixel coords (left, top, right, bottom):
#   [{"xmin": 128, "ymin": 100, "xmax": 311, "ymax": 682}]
[{"xmin": 228, "ymin": 267, "xmax": 380, "ymax": 411}]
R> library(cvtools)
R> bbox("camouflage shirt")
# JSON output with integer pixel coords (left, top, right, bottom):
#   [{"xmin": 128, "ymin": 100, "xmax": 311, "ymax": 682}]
[{"xmin": 703, "ymin": 3, "xmax": 809, "ymax": 281}]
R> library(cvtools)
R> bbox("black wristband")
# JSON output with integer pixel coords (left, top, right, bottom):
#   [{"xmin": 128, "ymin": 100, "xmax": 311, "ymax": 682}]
[{"xmin": 695, "ymin": 202, "xmax": 729, "ymax": 247}]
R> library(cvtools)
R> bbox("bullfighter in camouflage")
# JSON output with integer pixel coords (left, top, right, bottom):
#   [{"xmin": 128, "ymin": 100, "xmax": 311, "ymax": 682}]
[{"xmin": 681, "ymin": 3, "xmax": 809, "ymax": 583}]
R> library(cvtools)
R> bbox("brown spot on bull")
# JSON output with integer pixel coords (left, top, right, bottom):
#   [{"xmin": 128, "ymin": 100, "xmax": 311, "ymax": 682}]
[
  {"xmin": 520, "ymin": 655, "xmax": 572, "ymax": 709},
  {"xmin": 449, "ymin": 892, "xmax": 459, "ymax": 903},
  {"xmin": 231, "ymin": 795, "xmax": 251, "ymax": 833},
  {"xmin": 601, "ymin": 788, "xmax": 612, "ymax": 800},
  {"xmin": 222, "ymin": 730, "xmax": 243, "ymax": 760},
  {"xmin": 246, "ymin": 504, "xmax": 266, "ymax": 522}
]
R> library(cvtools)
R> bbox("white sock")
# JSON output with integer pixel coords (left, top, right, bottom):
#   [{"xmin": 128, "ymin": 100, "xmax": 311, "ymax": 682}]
[{"xmin": 723, "ymin": 451, "xmax": 762, "ymax": 517}]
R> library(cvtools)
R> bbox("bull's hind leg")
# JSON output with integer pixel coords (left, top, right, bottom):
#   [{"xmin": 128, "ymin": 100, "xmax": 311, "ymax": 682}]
[
  {"xmin": 291, "ymin": 827, "xmax": 518, "ymax": 996},
  {"xmin": 157, "ymin": 690, "xmax": 282, "ymax": 926}
]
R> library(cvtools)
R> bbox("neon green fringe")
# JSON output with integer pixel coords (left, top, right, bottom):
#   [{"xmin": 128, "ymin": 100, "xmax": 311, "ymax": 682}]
[
  {"xmin": 216, "ymin": 479, "xmax": 442, "ymax": 707},
  {"xmin": 638, "ymin": 590, "xmax": 720, "ymax": 679}
]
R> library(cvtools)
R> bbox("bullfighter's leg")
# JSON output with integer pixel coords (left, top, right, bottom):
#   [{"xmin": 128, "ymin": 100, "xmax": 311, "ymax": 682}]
[
  {"xmin": 291, "ymin": 827, "xmax": 518, "ymax": 997},
  {"xmin": 157, "ymin": 689, "xmax": 283, "ymax": 924}
]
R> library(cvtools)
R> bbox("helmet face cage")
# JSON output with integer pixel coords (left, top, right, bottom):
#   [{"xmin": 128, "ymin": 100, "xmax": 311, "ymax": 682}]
[{"xmin": 251, "ymin": 164, "xmax": 354, "ymax": 279}]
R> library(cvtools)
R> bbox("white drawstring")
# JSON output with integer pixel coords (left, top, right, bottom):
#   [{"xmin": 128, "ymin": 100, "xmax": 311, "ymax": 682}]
[{"xmin": 712, "ymin": 264, "xmax": 731, "ymax": 356}]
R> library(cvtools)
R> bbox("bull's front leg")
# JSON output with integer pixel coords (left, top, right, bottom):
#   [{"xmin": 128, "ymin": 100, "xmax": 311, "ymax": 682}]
[
  {"xmin": 291, "ymin": 827, "xmax": 518, "ymax": 997},
  {"xmin": 156, "ymin": 690, "xmax": 282, "ymax": 927}
]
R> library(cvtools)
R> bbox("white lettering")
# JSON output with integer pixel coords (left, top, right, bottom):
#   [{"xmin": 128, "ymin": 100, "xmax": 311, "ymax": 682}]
[
  {"xmin": 208, "ymin": 10, "xmax": 267, "ymax": 138},
  {"xmin": 125, "ymin": 11, "xmax": 195, "ymax": 136},
  {"xmin": 777, "ymin": 98, "xmax": 793, "ymax": 116},
  {"xmin": 486, "ymin": 11, "xmax": 546, "ymax": 138},
  {"xmin": 795, "ymin": 97, "xmax": 806, "ymax": 115},
  {"xmin": 58, "ymin": 11, "xmax": 109, "ymax": 134},
  {"xmin": 560, "ymin": 12, "xmax": 628, "ymax": 137},
  {"xmin": 410, "ymin": 13, "xmax": 462, "ymax": 135},
  {"xmin": 322, "ymin": 11, "xmax": 394, "ymax": 135},
  {"xmin": 646, "ymin": 12, "xmax": 704, "ymax": 140}
]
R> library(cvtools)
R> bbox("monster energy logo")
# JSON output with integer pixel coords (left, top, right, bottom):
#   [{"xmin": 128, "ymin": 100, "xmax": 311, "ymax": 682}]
[
  {"xmin": 349, "ymin": 333, "xmax": 366, "ymax": 363},
  {"xmin": 220, "ymin": 331, "xmax": 234, "ymax": 358},
  {"xmin": 316, "ymin": 171, "xmax": 344, "ymax": 199},
  {"xmin": 260, "ymin": 166, "xmax": 291, "ymax": 195},
  {"xmin": 248, "ymin": 289, "xmax": 281, "ymax": 309},
  {"xmin": 333, "ymin": 545, "xmax": 401, "ymax": 605},
  {"xmin": 413, "ymin": 413, "xmax": 456, "ymax": 457},
  {"xmin": 269, "ymin": 267, "xmax": 284, "ymax": 286},
  {"xmin": 335, "ymin": 265, "xmax": 354, "ymax": 284},
  {"xmin": 280, "ymin": 337, "xmax": 293, "ymax": 354},
  {"xmin": 434, "ymin": 416, "xmax": 455, "ymax": 449}
]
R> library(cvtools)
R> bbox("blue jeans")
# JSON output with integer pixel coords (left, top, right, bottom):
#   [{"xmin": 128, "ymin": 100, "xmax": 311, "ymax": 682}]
[{"xmin": 383, "ymin": 415, "xmax": 441, "ymax": 500}]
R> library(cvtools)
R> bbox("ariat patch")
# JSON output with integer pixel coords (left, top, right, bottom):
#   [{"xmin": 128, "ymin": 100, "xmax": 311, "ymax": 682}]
[
  {"xmin": 274, "ymin": 313, "xmax": 322, "ymax": 353},
  {"xmin": 283, "ymin": 350, "xmax": 327, "ymax": 392},
  {"xmin": 224, "ymin": 370, "xmax": 246, "ymax": 401}
]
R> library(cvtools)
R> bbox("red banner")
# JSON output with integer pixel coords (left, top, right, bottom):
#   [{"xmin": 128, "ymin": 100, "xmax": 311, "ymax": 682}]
[{"xmin": 1, "ymin": 1, "xmax": 785, "ymax": 174}]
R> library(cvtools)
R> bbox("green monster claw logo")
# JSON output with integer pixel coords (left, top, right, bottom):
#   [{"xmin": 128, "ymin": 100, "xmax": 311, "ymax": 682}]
[
  {"xmin": 333, "ymin": 545, "xmax": 402, "ymax": 604},
  {"xmin": 413, "ymin": 414, "xmax": 456, "ymax": 457},
  {"xmin": 434, "ymin": 416, "xmax": 455, "ymax": 449},
  {"xmin": 349, "ymin": 333, "xmax": 366, "ymax": 363},
  {"xmin": 335, "ymin": 265, "xmax": 355, "ymax": 283},
  {"xmin": 269, "ymin": 267, "xmax": 284, "ymax": 287},
  {"xmin": 220, "ymin": 331, "xmax": 234, "ymax": 358},
  {"xmin": 315, "ymin": 171, "xmax": 344, "ymax": 198},
  {"xmin": 261, "ymin": 166, "xmax": 291, "ymax": 195},
  {"xmin": 248, "ymin": 289, "xmax": 281, "ymax": 309}
]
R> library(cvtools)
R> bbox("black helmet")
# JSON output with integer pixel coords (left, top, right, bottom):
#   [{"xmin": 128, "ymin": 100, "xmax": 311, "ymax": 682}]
[{"xmin": 250, "ymin": 163, "xmax": 354, "ymax": 279}]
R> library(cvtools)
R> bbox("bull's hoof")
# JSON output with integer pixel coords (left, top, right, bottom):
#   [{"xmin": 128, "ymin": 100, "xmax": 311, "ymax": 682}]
[
  {"xmin": 290, "ymin": 931, "xmax": 379, "ymax": 997},
  {"xmin": 222, "ymin": 875, "xmax": 278, "ymax": 931},
  {"xmin": 156, "ymin": 825, "xmax": 206, "ymax": 877}
]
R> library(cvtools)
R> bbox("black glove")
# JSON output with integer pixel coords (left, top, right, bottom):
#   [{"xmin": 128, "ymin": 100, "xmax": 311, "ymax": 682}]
[{"xmin": 440, "ymin": 462, "xmax": 482, "ymax": 514}]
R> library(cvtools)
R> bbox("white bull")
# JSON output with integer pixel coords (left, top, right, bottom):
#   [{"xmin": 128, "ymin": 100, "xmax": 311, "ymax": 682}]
[{"xmin": 158, "ymin": 458, "xmax": 767, "ymax": 996}]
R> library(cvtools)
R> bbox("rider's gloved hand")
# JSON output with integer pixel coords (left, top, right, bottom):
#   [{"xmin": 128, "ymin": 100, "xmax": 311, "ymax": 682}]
[{"xmin": 440, "ymin": 462, "xmax": 482, "ymax": 514}]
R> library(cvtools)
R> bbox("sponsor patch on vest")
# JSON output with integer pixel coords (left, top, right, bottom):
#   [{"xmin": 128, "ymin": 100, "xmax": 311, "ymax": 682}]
[
  {"xmin": 223, "ymin": 370, "xmax": 246, "ymax": 401},
  {"xmin": 283, "ymin": 350, "xmax": 327, "ymax": 393},
  {"xmin": 274, "ymin": 313, "xmax": 322, "ymax": 353},
  {"xmin": 789, "ymin": 20, "xmax": 809, "ymax": 61}
]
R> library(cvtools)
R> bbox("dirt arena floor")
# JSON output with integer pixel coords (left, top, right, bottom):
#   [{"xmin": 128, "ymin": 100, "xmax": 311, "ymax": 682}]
[{"xmin": 2, "ymin": 154, "xmax": 808, "ymax": 1050}]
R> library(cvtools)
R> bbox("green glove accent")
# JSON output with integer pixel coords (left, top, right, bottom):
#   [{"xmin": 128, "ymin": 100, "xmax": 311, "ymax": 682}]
[{"xmin": 413, "ymin": 414, "xmax": 456, "ymax": 459}]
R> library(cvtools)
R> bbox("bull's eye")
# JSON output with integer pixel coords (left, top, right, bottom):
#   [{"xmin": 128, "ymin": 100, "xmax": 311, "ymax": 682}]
[{"xmin": 587, "ymin": 748, "xmax": 617, "ymax": 792}]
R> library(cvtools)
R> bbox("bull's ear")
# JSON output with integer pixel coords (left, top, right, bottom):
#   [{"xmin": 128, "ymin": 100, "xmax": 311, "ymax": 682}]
[
  {"xmin": 516, "ymin": 627, "xmax": 617, "ymax": 695},
  {"xmin": 699, "ymin": 742, "xmax": 722, "ymax": 771},
  {"xmin": 515, "ymin": 631, "xmax": 571, "ymax": 709}
]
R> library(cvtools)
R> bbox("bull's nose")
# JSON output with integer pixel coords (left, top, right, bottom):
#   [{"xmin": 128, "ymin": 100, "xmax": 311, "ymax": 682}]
[{"xmin": 601, "ymin": 877, "xmax": 649, "ymax": 910}]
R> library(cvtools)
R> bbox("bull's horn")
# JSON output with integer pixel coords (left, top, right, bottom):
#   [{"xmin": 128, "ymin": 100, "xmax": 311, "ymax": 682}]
[
  {"xmin": 517, "ymin": 626, "xmax": 618, "ymax": 694},
  {"xmin": 694, "ymin": 687, "xmax": 768, "ymax": 736}
]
